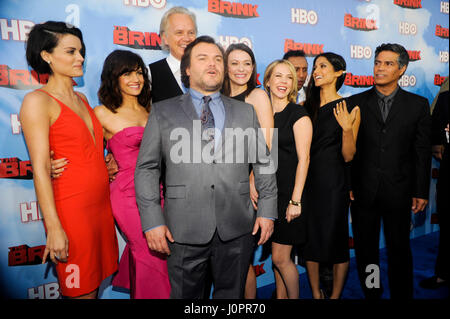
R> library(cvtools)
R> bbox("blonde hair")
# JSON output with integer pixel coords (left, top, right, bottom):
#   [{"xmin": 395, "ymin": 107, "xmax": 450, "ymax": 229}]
[
  {"xmin": 159, "ymin": 6, "xmax": 197, "ymax": 51},
  {"xmin": 263, "ymin": 59, "xmax": 298, "ymax": 104}
]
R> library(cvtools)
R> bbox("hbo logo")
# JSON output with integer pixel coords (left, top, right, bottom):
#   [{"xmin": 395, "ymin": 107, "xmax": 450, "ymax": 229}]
[
  {"xmin": 350, "ymin": 45, "xmax": 372, "ymax": 59},
  {"xmin": 399, "ymin": 75, "xmax": 417, "ymax": 87},
  {"xmin": 399, "ymin": 22, "xmax": 417, "ymax": 35},
  {"xmin": 291, "ymin": 8, "xmax": 318, "ymax": 25}
]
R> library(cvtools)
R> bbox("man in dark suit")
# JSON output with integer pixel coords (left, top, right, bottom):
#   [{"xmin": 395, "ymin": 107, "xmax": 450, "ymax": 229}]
[
  {"xmin": 135, "ymin": 36, "xmax": 277, "ymax": 299},
  {"xmin": 149, "ymin": 6, "xmax": 197, "ymax": 103},
  {"xmin": 349, "ymin": 43, "xmax": 431, "ymax": 299}
]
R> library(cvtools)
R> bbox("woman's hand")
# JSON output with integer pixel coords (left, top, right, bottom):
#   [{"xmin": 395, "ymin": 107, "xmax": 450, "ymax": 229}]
[
  {"xmin": 42, "ymin": 226, "xmax": 69, "ymax": 264},
  {"xmin": 50, "ymin": 150, "xmax": 68, "ymax": 179},
  {"xmin": 105, "ymin": 153, "xmax": 119, "ymax": 182},
  {"xmin": 286, "ymin": 203, "xmax": 301, "ymax": 223},
  {"xmin": 333, "ymin": 100, "xmax": 359, "ymax": 132},
  {"xmin": 250, "ymin": 182, "xmax": 259, "ymax": 210},
  {"xmin": 249, "ymin": 171, "xmax": 259, "ymax": 210}
]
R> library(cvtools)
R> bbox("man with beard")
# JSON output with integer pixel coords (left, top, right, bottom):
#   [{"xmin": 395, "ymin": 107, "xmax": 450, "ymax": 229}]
[{"xmin": 135, "ymin": 36, "xmax": 278, "ymax": 299}]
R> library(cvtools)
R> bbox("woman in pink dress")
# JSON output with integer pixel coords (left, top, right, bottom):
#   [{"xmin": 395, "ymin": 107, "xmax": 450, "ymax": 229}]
[
  {"xmin": 54, "ymin": 49, "xmax": 170, "ymax": 298},
  {"xmin": 96, "ymin": 50, "xmax": 170, "ymax": 298}
]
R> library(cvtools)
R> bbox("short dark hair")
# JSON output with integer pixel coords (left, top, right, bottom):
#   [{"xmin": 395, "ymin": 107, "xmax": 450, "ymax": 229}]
[
  {"xmin": 283, "ymin": 50, "xmax": 306, "ymax": 60},
  {"xmin": 98, "ymin": 50, "xmax": 151, "ymax": 113},
  {"xmin": 25, "ymin": 21, "xmax": 85, "ymax": 74},
  {"xmin": 222, "ymin": 43, "xmax": 257, "ymax": 97},
  {"xmin": 375, "ymin": 43, "xmax": 409, "ymax": 70},
  {"xmin": 180, "ymin": 35, "xmax": 225, "ymax": 88}
]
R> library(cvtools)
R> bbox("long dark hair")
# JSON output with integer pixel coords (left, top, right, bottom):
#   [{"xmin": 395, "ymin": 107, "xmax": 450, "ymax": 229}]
[
  {"xmin": 98, "ymin": 50, "xmax": 151, "ymax": 113},
  {"xmin": 221, "ymin": 43, "xmax": 257, "ymax": 98},
  {"xmin": 304, "ymin": 52, "xmax": 346, "ymax": 122}
]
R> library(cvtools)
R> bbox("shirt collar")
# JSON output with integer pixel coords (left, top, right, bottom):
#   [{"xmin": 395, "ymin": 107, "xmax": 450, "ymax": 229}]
[
  {"xmin": 375, "ymin": 85, "xmax": 399, "ymax": 101},
  {"xmin": 189, "ymin": 88, "xmax": 221, "ymax": 102},
  {"xmin": 166, "ymin": 53, "xmax": 181, "ymax": 73}
]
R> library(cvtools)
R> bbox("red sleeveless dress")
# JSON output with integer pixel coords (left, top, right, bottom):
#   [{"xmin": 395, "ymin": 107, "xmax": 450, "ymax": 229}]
[{"xmin": 39, "ymin": 89, "xmax": 118, "ymax": 297}]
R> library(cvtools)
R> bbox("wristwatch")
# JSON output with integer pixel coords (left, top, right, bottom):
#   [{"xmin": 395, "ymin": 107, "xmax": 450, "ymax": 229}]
[{"xmin": 289, "ymin": 199, "xmax": 301, "ymax": 206}]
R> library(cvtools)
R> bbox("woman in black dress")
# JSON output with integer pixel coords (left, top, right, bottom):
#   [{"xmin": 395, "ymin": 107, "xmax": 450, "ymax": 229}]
[
  {"xmin": 264, "ymin": 59, "xmax": 312, "ymax": 299},
  {"xmin": 303, "ymin": 52, "xmax": 360, "ymax": 299},
  {"xmin": 222, "ymin": 43, "xmax": 273, "ymax": 298}
]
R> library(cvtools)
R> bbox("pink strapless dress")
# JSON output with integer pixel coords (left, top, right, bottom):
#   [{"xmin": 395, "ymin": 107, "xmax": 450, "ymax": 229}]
[{"xmin": 107, "ymin": 126, "xmax": 170, "ymax": 299}]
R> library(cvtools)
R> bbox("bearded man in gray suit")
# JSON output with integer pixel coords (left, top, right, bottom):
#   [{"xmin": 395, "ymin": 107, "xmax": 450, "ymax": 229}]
[{"xmin": 135, "ymin": 36, "xmax": 277, "ymax": 299}]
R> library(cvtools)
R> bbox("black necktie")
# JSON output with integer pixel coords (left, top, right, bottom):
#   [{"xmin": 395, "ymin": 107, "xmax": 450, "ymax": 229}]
[
  {"xmin": 380, "ymin": 97, "xmax": 390, "ymax": 122},
  {"xmin": 200, "ymin": 95, "xmax": 215, "ymax": 148}
]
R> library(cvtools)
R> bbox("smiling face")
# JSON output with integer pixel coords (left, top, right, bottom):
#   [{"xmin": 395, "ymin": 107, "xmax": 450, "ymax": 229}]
[
  {"xmin": 312, "ymin": 56, "xmax": 341, "ymax": 88},
  {"xmin": 227, "ymin": 49, "xmax": 254, "ymax": 88},
  {"xmin": 287, "ymin": 56, "xmax": 308, "ymax": 90},
  {"xmin": 186, "ymin": 42, "xmax": 225, "ymax": 95},
  {"xmin": 41, "ymin": 34, "xmax": 84, "ymax": 77},
  {"xmin": 374, "ymin": 50, "xmax": 406, "ymax": 88},
  {"xmin": 268, "ymin": 63, "xmax": 294, "ymax": 101},
  {"xmin": 162, "ymin": 13, "xmax": 196, "ymax": 61},
  {"xmin": 118, "ymin": 67, "xmax": 144, "ymax": 98}
]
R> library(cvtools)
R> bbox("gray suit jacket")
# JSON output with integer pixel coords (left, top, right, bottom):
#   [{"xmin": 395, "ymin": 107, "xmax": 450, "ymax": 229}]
[{"xmin": 135, "ymin": 93, "xmax": 277, "ymax": 245}]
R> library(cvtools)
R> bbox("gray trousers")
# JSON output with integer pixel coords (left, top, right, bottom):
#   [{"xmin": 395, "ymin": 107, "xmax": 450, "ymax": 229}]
[{"xmin": 167, "ymin": 230, "xmax": 254, "ymax": 299}]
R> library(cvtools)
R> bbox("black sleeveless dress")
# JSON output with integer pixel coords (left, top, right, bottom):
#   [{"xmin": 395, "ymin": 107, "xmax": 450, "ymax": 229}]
[
  {"xmin": 232, "ymin": 91, "xmax": 247, "ymax": 102},
  {"xmin": 271, "ymin": 102, "xmax": 310, "ymax": 245},
  {"xmin": 302, "ymin": 98, "xmax": 352, "ymax": 263}
]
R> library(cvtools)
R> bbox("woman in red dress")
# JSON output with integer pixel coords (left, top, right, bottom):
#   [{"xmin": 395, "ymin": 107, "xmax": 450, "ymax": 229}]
[{"xmin": 20, "ymin": 21, "xmax": 118, "ymax": 299}]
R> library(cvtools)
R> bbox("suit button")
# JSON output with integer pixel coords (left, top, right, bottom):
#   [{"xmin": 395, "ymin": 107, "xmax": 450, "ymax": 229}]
[
  {"xmin": 381, "ymin": 148, "xmax": 385, "ymax": 153},
  {"xmin": 382, "ymin": 129, "xmax": 386, "ymax": 134},
  {"xmin": 211, "ymin": 185, "xmax": 214, "ymax": 189}
]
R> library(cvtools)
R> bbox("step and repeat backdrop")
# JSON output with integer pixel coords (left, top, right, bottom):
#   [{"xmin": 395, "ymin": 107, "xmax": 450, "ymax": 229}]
[{"xmin": 0, "ymin": 0, "xmax": 448, "ymax": 299}]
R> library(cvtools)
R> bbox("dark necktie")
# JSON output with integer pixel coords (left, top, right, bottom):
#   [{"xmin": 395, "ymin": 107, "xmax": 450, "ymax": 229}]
[
  {"xmin": 380, "ymin": 97, "xmax": 390, "ymax": 122},
  {"xmin": 200, "ymin": 95, "xmax": 215, "ymax": 148}
]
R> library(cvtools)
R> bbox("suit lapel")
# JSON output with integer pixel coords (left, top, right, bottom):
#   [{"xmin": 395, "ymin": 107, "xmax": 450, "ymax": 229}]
[
  {"xmin": 216, "ymin": 95, "xmax": 234, "ymax": 155},
  {"xmin": 384, "ymin": 87, "xmax": 404, "ymax": 126},
  {"xmin": 366, "ymin": 87, "xmax": 384, "ymax": 125},
  {"xmin": 179, "ymin": 93, "xmax": 199, "ymax": 121},
  {"xmin": 221, "ymin": 95, "xmax": 234, "ymax": 132}
]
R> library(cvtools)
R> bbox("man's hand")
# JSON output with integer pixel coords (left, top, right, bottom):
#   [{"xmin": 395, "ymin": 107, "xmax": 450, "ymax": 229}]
[
  {"xmin": 105, "ymin": 153, "xmax": 119, "ymax": 181},
  {"xmin": 252, "ymin": 217, "xmax": 274, "ymax": 246},
  {"xmin": 144, "ymin": 225, "xmax": 174, "ymax": 255},
  {"xmin": 412, "ymin": 197, "xmax": 428, "ymax": 214}
]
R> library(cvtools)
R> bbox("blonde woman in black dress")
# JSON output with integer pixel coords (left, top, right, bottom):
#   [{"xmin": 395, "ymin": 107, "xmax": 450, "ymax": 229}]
[{"xmin": 264, "ymin": 59, "xmax": 312, "ymax": 299}]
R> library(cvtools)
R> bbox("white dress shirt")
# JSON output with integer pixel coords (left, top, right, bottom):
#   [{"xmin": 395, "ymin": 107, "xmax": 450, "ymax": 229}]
[
  {"xmin": 166, "ymin": 53, "xmax": 185, "ymax": 93},
  {"xmin": 297, "ymin": 87, "xmax": 306, "ymax": 104}
]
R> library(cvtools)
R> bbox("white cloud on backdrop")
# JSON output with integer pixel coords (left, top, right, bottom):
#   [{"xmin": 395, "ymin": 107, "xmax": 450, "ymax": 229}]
[{"xmin": 354, "ymin": 0, "xmax": 447, "ymax": 84}]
